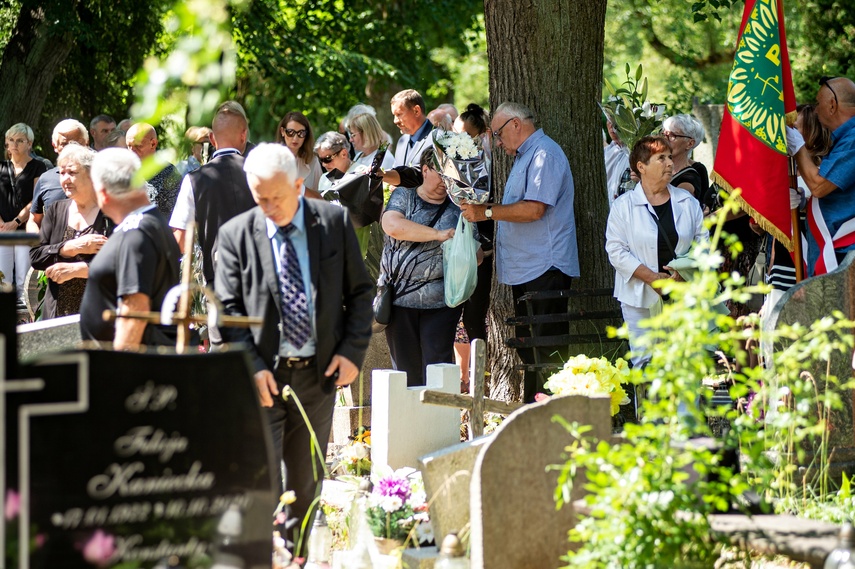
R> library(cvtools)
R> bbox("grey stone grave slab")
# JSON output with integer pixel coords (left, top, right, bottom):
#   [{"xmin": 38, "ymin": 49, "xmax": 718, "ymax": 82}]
[
  {"xmin": 470, "ymin": 395, "xmax": 612, "ymax": 569},
  {"xmin": 17, "ymin": 314, "xmax": 82, "ymax": 361},
  {"xmin": 330, "ymin": 331, "xmax": 390, "ymax": 449},
  {"xmin": 769, "ymin": 251, "xmax": 855, "ymax": 481},
  {"xmin": 418, "ymin": 437, "xmax": 490, "ymax": 546}
]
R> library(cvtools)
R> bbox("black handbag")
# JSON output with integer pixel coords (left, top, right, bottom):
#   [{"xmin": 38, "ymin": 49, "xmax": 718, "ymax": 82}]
[
  {"xmin": 373, "ymin": 279, "xmax": 394, "ymax": 326},
  {"xmin": 372, "ymin": 198, "xmax": 450, "ymax": 332}
]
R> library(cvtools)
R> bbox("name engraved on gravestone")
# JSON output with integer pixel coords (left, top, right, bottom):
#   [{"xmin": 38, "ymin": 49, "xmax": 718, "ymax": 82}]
[{"xmin": 13, "ymin": 349, "xmax": 277, "ymax": 569}]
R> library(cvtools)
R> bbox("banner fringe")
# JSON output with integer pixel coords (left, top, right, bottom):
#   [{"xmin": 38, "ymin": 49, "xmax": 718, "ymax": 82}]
[{"xmin": 710, "ymin": 171, "xmax": 794, "ymax": 252}]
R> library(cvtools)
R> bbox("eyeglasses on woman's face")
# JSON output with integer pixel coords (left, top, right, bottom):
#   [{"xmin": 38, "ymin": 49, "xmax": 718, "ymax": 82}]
[
  {"xmin": 283, "ymin": 128, "xmax": 308, "ymax": 139},
  {"xmin": 662, "ymin": 131, "xmax": 691, "ymax": 142}
]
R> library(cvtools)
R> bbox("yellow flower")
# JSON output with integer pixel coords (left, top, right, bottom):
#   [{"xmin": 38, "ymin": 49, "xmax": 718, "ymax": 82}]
[{"xmin": 280, "ymin": 491, "xmax": 296, "ymax": 505}]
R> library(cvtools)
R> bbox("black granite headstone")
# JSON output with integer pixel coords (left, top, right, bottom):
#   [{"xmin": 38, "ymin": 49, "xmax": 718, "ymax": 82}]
[{"xmin": 4, "ymin": 349, "xmax": 276, "ymax": 569}]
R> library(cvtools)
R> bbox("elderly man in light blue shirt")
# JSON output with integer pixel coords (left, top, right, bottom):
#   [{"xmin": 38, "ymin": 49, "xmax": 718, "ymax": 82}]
[{"xmin": 461, "ymin": 102, "xmax": 579, "ymax": 402}]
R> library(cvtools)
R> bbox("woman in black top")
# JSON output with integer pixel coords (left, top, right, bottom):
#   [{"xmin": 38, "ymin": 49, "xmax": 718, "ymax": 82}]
[
  {"xmin": 30, "ymin": 145, "xmax": 111, "ymax": 319},
  {"xmin": 662, "ymin": 114, "xmax": 709, "ymax": 204},
  {"xmin": 1, "ymin": 123, "xmax": 47, "ymax": 301}
]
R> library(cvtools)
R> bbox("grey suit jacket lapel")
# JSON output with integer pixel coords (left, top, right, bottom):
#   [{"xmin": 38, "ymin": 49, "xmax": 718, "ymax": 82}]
[{"xmin": 253, "ymin": 209, "xmax": 282, "ymax": 316}]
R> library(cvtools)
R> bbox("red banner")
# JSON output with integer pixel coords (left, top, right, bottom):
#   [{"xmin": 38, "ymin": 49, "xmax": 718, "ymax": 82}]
[{"xmin": 712, "ymin": 0, "xmax": 797, "ymax": 250}]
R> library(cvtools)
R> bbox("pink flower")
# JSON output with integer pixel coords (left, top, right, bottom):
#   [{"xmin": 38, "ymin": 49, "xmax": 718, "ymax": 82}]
[
  {"xmin": 34, "ymin": 534, "xmax": 47, "ymax": 548},
  {"xmin": 534, "ymin": 393, "xmax": 550, "ymax": 402},
  {"xmin": 5, "ymin": 489, "xmax": 20, "ymax": 520},
  {"xmin": 82, "ymin": 530, "xmax": 116, "ymax": 567}
]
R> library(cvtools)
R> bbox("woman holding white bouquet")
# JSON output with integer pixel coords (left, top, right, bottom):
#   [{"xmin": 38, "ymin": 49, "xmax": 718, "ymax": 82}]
[
  {"xmin": 605, "ymin": 135, "xmax": 707, "ymax": 367},
  {"xmin": 379, "ymin": 148, "xmax": 482, "ymax": 387}
]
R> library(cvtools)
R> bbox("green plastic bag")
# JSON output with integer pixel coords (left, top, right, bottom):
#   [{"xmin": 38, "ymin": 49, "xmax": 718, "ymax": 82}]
[{"xmin": 442, "ymin": 215, "xmax": 479, "ymax": 308}]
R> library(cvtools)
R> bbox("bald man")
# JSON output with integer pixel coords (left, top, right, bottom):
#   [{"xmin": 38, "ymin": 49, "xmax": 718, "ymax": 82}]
[
  {"xmin": 126, "ymin": 122, "xmax": 180, "ymax": 217},
  {"xmin": 169, "ymin": 101, "xmax": 254, "ymax": 283},
  {"xmin": 789, "ymin": 76, "xmax": 855, "ymax": 275},
  {"xmin": 27, "ymin": 119, "xmax": 90, "ymax": 232}
]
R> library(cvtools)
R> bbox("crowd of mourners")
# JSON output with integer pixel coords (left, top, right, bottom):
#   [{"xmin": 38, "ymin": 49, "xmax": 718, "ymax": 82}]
[{"xmin": 3, "ymin": 77, "xmax": 854, "ymax": 542}]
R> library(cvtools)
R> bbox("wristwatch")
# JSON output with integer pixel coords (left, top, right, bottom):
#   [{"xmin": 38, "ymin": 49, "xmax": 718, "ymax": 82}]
[
  {"xmin": 484, "ymin": 206, "xmax": 493, "ymax": 219},
  {"xmin": 13, "ymin": 217, "xmax": 22, "ymax": 227}
]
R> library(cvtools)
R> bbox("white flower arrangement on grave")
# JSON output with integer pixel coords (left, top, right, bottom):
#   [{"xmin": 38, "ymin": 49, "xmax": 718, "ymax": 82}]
[
  {"xmin": 331, "ymin": 427, "xmax": 372, "ymax": 477},
  {"xmin": 542, "ymin": 355, "xmax": 631, "ymax": 416}
]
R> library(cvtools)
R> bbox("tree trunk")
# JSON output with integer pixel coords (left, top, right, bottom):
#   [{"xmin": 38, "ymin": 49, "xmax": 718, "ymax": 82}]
[
  {"xmin": 0, "ymin": 1, "xmax": 77, "ymax": 129},
  {"xmin": 483, "ymin": 0, "xmax": 610, "ymax": 402}
]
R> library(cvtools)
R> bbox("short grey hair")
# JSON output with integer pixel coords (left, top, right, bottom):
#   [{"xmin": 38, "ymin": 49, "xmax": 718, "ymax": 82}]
[
  {"xmin": 244, "ymin": 142, "xmax": 297, "ymax": 184},
  {"xmin": 494, "ymin": 102, "xmax": 535, "ymax": 124},
  {"xmin": 314, "ymin": 131, "xmax": 350, "ymax": 155},
  {"xmin": 91, "ymin": 148, "xmax": 144, "ymax": 197},
  {"xmin": 57, "ymin": 144, "xmax": 97, "ymax": 171},
  {"xmin": 663, "ymin": 114, "xmax": 705, "ymax": 149},
  {"xmin": 53, "ymin": 119, "xmax": 89, "ymax": 145},
  {"xmin": 5, "ymin": 123, "xmax": 33, "ymax": 143}
]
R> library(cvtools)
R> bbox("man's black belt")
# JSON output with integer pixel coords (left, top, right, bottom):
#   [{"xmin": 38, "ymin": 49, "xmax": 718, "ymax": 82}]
[{"xmin": 279, "ymin": 356, "xmax": 315, "ymax": 369}]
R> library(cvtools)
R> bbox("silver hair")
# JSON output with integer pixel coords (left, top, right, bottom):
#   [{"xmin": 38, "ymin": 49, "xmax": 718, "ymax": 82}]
[
  {"xmin": 314, "ymin": 131, "xmax": 350, "ymax": 154},
  {"xmin": 57, "ymin": 144, "xmax": 97, "ymax": 171},
  {"xmin": 494, "ymin": 102, "xmax": 535, "ymax": 124},
  {"xmin": 52, "ymin": 119, "xmax": 89, "ymax": 145},
  {"xmin": 244, "ymin": 142, "xmax": 297, "ymax": 184},
  {"xmin": 5, "ymin": 123, "xmax": 34, "ymax": 143},
  {"xmin": 663, "ymin": 114, "xmax": 705, "ymax": 149},
  {"xmin": 91, "ymin": 148, "xmax": 144, "ymax": 197},
  {"xmin": 343, "ymin": 103, "xmax": 376, "ymax": 130}
]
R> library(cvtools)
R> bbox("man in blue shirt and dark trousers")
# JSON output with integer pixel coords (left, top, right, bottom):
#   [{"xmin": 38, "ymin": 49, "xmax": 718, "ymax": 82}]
[{"xmin": 461, "ymin": 102, "xmax": 580, "ymax": 403}]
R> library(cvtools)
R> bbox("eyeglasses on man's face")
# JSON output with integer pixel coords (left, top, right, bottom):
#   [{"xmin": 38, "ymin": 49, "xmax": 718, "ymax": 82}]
[
  {"xmin": 492, "ymin": 117, "xmax": 516, "ymax": 140},
  {"xmin": 283, "ymin": 128, "xmax": 308, "ymax": 139},
  {"xmin": 819, "ymin": 76, "xmax": 840, "ymax": 108}
]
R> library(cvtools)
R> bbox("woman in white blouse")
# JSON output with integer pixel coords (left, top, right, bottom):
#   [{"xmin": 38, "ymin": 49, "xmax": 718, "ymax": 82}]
[
  {"xmin": 348, "ymin": 113, "xmax": 395, "ymax": 171},
  {"xmin": 605, "ymin": 135, "xmax": 707, "ymax": 366}
]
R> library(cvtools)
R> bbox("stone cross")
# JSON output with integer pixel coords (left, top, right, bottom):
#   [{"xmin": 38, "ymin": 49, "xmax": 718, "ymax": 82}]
[{"xmin": 420, "ymin": 339, "xmax": 521, "ymax": 439}]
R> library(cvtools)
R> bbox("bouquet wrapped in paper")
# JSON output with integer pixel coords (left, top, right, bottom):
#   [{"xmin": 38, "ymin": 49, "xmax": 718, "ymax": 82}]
[{"xmin": 432, "ymin": 130, "xmax": 491, "ymax": 206}]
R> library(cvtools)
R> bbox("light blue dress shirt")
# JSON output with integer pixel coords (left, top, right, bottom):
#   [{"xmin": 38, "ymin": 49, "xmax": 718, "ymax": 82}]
[
  {"xmin": 266, "ymin": 198, "xmax": 317, "ymax": 357},
  {"xmin": 495, "ymin": 129, "xmax": 580, "ymax": 285}
]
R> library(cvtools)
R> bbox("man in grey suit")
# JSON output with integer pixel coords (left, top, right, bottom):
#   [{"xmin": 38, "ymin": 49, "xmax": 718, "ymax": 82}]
[
  {"xmin": 391, "ymin": 89, "xmax": 435, "ymax": 167},
  {"xmin": 214, "ymin": 143, "xmax": 373, "ymax": 540}
]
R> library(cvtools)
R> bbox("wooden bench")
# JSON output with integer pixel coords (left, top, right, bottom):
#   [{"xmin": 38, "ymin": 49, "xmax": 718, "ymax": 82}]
[{"xmin": 504, "ymin": 287, "xmax": 627, "ymax": 382}]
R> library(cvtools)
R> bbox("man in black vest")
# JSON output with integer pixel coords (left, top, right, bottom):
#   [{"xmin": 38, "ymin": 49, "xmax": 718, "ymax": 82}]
[{"xmin": 169, "ymin": 101, "xmax": 256, "ymax": 284}]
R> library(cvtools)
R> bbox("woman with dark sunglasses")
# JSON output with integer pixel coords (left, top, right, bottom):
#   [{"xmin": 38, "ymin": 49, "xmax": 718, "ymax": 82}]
[{"xmin": 275, "ymin": 111, "xmax": 323, "ymax": 197}]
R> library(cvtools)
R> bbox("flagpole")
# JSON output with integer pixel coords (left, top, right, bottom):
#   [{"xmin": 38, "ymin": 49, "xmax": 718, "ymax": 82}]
[{"xmin": 789, "ymin": 157, "xmax": 805, "ymax": 282}]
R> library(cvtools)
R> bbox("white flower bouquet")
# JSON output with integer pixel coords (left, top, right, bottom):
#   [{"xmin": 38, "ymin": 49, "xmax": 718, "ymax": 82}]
[{"xmin": 432, "ymin": 130, "xmax": 491, "ymax": 206}]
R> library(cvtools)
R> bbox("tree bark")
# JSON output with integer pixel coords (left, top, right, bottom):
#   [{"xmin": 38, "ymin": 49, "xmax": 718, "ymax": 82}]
[
  {"xmin": 0, "ymin": 1, "xmax": 78, "ymax": 129},
  {"xmin": 483, "ymin": 0, "xmax": 610, "ymax": 402}
]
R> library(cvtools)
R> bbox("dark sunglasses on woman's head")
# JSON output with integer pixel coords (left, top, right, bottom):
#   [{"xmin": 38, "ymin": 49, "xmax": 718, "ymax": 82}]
[
  {"xmin": 819, "ymin": 76, "xmax": 840, "ymax": 107},
  {"xmin": 283, "ymin": 128, "xmax": 308, "ymax": 139}
]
